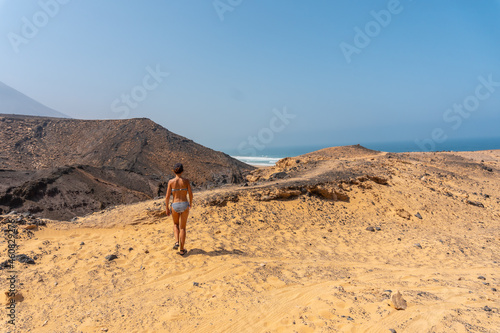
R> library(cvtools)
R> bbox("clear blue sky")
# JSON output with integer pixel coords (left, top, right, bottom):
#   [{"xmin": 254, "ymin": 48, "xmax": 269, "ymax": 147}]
[{"xmin": 1, "ymin": 0, "xmax": 499, "ymax": 153}]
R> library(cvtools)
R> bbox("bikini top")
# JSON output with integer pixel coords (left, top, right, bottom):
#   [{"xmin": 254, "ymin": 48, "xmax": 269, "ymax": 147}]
[{"xmin": 171, "ymin": 188, "xmax": 188, "ymax": 192}]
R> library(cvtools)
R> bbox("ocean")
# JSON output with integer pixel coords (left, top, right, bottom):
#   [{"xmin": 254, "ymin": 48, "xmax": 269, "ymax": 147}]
[{"xmin": 227, "ymin": 137, "xmax": 500, "ymax": 166}]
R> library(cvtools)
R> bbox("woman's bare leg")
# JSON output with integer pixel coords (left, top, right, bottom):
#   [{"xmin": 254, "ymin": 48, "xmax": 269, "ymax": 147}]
[
  {"xmin": 172, "ymin": 210, "xmax": 180, "ymax": 244},
  {"xmin": 179, "ymin": 208, "xmax": 189, "ymax": 251}
]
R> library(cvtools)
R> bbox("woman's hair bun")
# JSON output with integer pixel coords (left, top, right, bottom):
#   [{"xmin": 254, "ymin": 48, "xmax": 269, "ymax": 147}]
[{"xmin": 173, "ymin": 163, "xmax": 184, "ymax": 174}]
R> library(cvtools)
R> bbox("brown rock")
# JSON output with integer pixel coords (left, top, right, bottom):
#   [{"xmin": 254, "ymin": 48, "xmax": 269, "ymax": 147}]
[
  {"xmin": 246, "ymin": 174, "xmax": 260, "ymax": 182},
  {"xmin": 466, "ymin": 200, "xmax": 484, "ymax": 208},
  {"xmin": 391, "ymin": 291, "xmax": 407, "ymax": 310},
  {"xmin": 396, "ymin": 209, "xmax": 412, "ymax": 220},
  {"xmin": 367, "ymin": 175, "xmax": 388, "ymax": 185},
  {"xmin": 5, "ymin": 291, "xmax": 24, "ymax": 304},
  {"xmin": 24, "ymin": 224, "xmax": 38, "ymax": 230}
]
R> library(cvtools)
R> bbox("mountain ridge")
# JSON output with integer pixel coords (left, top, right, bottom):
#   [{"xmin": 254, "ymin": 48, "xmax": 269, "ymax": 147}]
[
  {"xmin": 0, "ymin": 114, "xmax": 254, "ymax": 219},
  {"xmin": 0, "ymin": 81, "xmax": 70, "ymax": 118}
]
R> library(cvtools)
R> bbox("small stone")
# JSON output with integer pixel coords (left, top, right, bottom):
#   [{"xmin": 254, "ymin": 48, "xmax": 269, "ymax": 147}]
[
  {"xmin": 389, "ymin": 329, "xmax": 397, "ymax": 333},
  {"xmin": 14, "ymin": 254, "xmax": 35, "ymax": 264},
  {"xmin": 105, "ymin": 254, "xmax": 118, "ymax": 261},
  {"xmin": 414, "ymin": 243, "xmax": 422, "ymax": 249},
  {"xmin": 483, "ymin": 306, "xmax": 492, "ymax": 312},
  {"xmin": 467, "ymin": 200, "xmax": 484, "ymax": 208},
  {"xmin": 260, "ymin": 263, "xmax": 266, "ymax": 267},
  {"xmin": 328, "ymin": 229, "xmax": 332, "ymax": 232},
  {"xmin": 415, "ymin": 212, "xmax": 422, "ymax": 219},
  {"xmin": 54, "ymin": 282, "xmax": 58, "ymax": 286},
  {"xmin": 193, "ymin": 282, "xmax": 199, "ymax": 287},
  {"xmin": 366, "ymin": 226, "xmax": 375, "ymax": 232},
  {"xmin": 375, "ymin": 226, "xmax": 381, "ymax": 231},
  {"xmin": 35, "ymin": 219, "xmax": 46, "ymax": 226},
  {"xmin": 80, "ymin": 242, "xmax": 85, "ymax": 246},
  {"xmin": 145, "ymin": 249, "xmax": 149, "ymax": 254},
  {"xmin": 478, "ymin": 276, "xmax": 486, "ymax": 280},
  {"xmin": 347, "ymin": 316, "xmax": 353, "ymax": 321},
  {"xmin": 270, "ymin": 172, "xmax": 288, "ymax": 180},
  {"xmin": 491, "ymin": 288, "xmax": 497, "ymax": 292},
  {"xmin": 128, "ymin": 247, "xmax": 133, "ymax": 251},
  {"xmin": 391, "ymin": 291, "xmax": 407, "ymax": 310}
]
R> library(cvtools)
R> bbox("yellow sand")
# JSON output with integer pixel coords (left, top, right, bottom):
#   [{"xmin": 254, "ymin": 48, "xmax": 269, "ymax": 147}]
[{"xmin": 1, "ymin": 150, "xmax": 499, "ymax": 332}]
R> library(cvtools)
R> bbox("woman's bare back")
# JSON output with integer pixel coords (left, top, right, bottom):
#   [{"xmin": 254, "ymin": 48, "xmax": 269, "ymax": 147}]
[{"xmin": 169, "ymin": 177, "xmax": 190, "ymax": 203}]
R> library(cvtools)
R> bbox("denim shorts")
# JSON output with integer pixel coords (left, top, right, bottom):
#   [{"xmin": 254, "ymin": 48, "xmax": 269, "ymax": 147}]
[{"xmin": 171, "ymin": 201, "xmax": 189, "ymax": 213}]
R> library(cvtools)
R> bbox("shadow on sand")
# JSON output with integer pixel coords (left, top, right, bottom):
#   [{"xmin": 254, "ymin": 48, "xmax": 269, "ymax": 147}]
[{"xmin": 184, "ymin": 248, "xmax": 245, "ymax": 257}]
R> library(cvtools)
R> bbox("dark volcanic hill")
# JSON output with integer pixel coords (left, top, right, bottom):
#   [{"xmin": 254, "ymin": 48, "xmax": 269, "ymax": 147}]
[{"xmin": 0, "ymin": 114, "xmax": 254, "ymax": 220}]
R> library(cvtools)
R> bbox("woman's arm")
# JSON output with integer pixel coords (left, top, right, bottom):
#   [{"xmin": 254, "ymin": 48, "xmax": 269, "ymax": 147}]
[
  {"xmin": 165, "ymin": 181, "xmax": 172, "ymax": 216},
  {"xmin": 188, "ymin": 181, "xmax": 193, "ymax": 208}
]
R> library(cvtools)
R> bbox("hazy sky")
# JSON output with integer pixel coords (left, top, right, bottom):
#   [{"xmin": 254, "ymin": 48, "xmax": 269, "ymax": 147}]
[{"xmin": 1, "ymin": 0, "xmax": 499, "ymax": 153}]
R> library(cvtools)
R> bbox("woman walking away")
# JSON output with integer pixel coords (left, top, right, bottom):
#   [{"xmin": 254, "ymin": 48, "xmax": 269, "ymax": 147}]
[{"xmin": 165, "ymin": 163, "xmax": 193, "ymax": 256}]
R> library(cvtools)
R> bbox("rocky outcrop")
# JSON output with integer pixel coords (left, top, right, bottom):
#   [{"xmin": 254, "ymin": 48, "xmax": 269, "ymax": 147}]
[
  {"xmin": 199, "ymin": 145, "xmax": 392, "ymax": 208},
  {"xmin": 0, "ymin": 165, "xmax": 159, "ymax": 220}
]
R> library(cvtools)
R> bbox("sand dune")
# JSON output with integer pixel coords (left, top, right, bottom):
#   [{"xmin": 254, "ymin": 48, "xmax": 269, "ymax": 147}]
[{"xmin": 1, "ymin": 147, "xmax": 498, "ymax": 332}]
